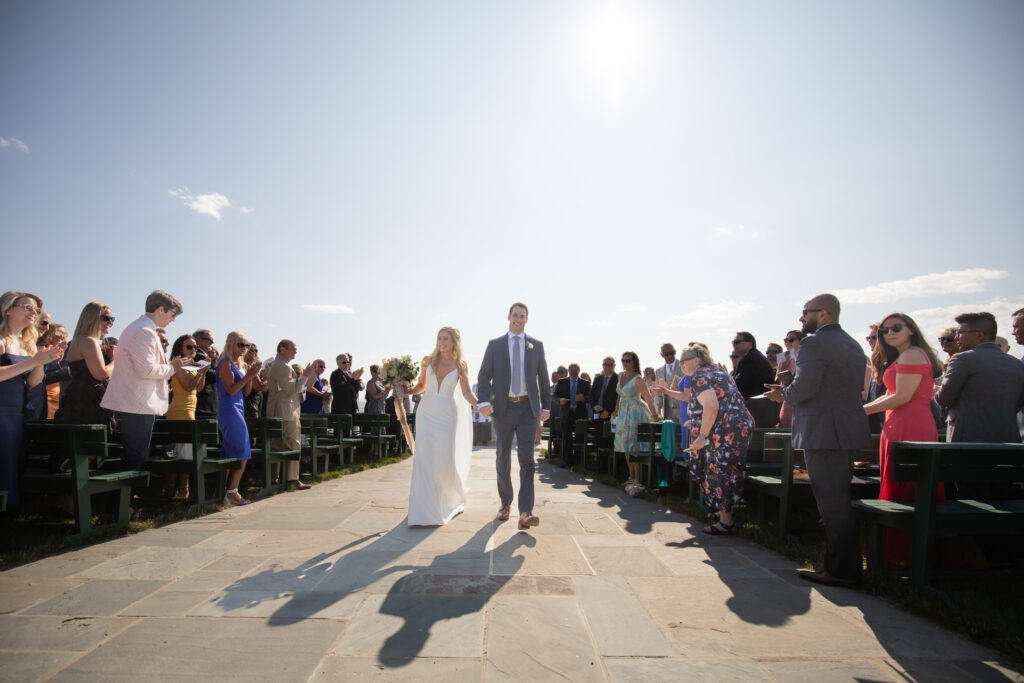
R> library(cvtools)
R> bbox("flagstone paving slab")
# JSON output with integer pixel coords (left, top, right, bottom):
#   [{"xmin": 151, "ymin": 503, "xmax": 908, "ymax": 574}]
[
  {"xmin": 0, "ymin": 651, "xmax": 79, "ymax": 681},
  {"xmin": 25, "ymin": 579, "xmax": 167, "ymax": 616},
  {"xmin": 0, "ymin": 577, "xmax": 87, "ymax": 614},
  {"xmin": 0, "ymin": 615, "xmax": 133, "ymax": 651},
  {"xmin": 604, "ymin": 657, "xmax": 774, "ymax": 682},
  {"xmin": 314, "ymin": 656, "xmax": 484, "ymax": 681},
  {"xmin": 572, "ymin": 575, "xmax": 675, "ymax": 657},
  {"xmin": 119, "ymin": 589, "xmax": 212, "ymax": 617}
]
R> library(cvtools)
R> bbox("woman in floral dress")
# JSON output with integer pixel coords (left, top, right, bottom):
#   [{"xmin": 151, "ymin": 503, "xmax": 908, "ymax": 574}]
[{"xmin": 613, "ymin": 351, "xmax": 661, "ymax": 496}]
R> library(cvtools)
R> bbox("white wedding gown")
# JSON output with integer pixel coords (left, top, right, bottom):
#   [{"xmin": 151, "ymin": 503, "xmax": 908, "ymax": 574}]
[{"xmin": 407, "ymin": 365, "xmax": 473, "ymax": 526}]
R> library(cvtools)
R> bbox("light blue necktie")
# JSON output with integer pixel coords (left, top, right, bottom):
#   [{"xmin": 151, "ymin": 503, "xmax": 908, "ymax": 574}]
[
  {"xmin": 511, "ymin": 335, "xmax": 522, "ymax": 395},
  {"xmin": 570, "ymin": 379, "xmax": 577, "ymax": 409}
]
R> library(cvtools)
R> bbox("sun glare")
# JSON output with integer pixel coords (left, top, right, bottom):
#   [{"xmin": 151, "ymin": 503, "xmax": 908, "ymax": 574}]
[{"xmin": 573, "ymin": 1, "xmax": 651, "ymax": 102}]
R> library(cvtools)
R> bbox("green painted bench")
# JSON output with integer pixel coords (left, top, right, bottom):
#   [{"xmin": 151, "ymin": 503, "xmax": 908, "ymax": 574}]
[
  {"xmin": 146, "ymin": 418, "xmax": 242, "ymax": 508},
  {"xmin": 245, "ymin": 417, "xmax": 301, "ymax": 498}
]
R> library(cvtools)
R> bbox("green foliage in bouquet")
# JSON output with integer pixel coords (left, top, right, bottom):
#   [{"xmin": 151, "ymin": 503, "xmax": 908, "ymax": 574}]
[{"xmin": 380, "ymin": 355, "xmax": 419, "ymax": 384}]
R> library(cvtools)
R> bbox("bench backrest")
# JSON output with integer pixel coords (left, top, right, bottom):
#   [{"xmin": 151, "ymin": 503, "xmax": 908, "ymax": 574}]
[
  {"xmin": 892, "ymin": 442, "xmax": 1024, "ymax": 486},
  {"xmin": 245, "ymin": 417, "xmax": 285, "ymax": 443},
  {"xmin": 25, "ymin": 423, "xmax": 109, "ymax": 484},
  {"xmin": 151, "ymin": 419, "xmax": 220, "ymax": 446}
]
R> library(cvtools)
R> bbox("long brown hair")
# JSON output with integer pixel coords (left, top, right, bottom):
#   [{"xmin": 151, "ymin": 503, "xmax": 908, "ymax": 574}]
[
  {"xmin": 0, "ymin": 291, "xmax": 43, "ymax": 354},
  {"xmin": 870, "ymin": 312, "xmax": 944, "ymax": 382}
]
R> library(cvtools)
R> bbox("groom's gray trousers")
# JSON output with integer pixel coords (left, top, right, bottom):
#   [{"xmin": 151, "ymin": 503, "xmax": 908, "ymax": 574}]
[{"xmin": 494, "ymin": 400, "xmax": 537, "ymax": 514}]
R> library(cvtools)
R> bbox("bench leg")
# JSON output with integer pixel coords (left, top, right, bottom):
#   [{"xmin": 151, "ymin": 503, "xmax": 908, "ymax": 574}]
[
  {"xmin": 116, "ymin": 486, "xmax": 132, "ymax": 526},
  {"xmin": 863, "ymin": 519, "xmax": 881, "ymax": 572},
  {"xmin": 74, "ymin": 489, "xmax": 92, "ymax": 536}
]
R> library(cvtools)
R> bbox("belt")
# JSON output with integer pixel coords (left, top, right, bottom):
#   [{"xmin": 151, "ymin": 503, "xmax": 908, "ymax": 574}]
[{"xmin": 507, "ymin": 395, "xmax": 529, "ymax": 403}]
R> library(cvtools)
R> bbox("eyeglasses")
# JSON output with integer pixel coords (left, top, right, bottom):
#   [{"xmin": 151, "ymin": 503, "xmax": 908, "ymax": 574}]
[
  {"xmin": 101, "ymin": 315, "xmax": 115, "ymax": 324},
  {"xmin": 602, "ymin": 362, "xmax": 614, "ymax": 366},
  {"xmin": 38, "ymin": 320, "xmax": 50, "ymax": 328},
  {"xmin": 784, "ymin": 337, "xmax": 798, "ymax": 343},
  {"xmin": 620, "ymin": 358, "xmax": 632, "ymax": 364},
  {"xmin": 867, "ymin": 335, "xmax": 877, "ymax": 341},
  {"xmin": 938, "ymin": 335, "xmax": 955, "ymax": 343},
  {"xmin": 801, "ymin": 308, "xmax": 822, "ymax": 317},
  {"xmin": 17, "ymin": 302, "xmax": 40, "ymax": 315},
  {"xmin": 766, "ymin": 350, "xmax": 780, "ymax": 355},
  {"xmin": 679, "ymin": 355, "xmax": 697, "ymax": 362},
  {"xmin": 236, "ymin": 342, "xmax": 251, "ymax": 349},
  {"xmin": 729, "ymin": 354, "xmax": 740, "ymax": 359},
  {"xmin": 878, "ymin": 324, "xmax": 905, "ymax": 335},
  {"xmin": 661, "ymin": 350, "xmax": 675, "ymax": 357},
  {"xmin": 731, "ymin": 339, "xmax": 744, "ymax": 346},
  {"xmin": 183, "ymin": 344, "xmax": 196, "ymax": 350},
  {"xmin": 955, "ymin": 329, "xmax": 981, "ymax": 338}
]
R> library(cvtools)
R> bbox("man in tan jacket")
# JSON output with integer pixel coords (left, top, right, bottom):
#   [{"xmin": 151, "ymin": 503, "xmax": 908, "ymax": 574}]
[{"xmin": 266, "ymin": 339, "xmax": 314, "ymax": 489}]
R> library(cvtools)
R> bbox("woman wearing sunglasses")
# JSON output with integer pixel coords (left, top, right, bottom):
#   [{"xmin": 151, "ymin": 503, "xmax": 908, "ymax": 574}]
[
  {"xmin": 775, "ymin": 330, "xmax": 805, "ymax": 428},
  {"xmin": 163, "ymin": 334, "xmax": 204, "ymax": 498},
  {"xmin": 55, "ymin": 302, "xmax": 117, "ymax": 437},
  {"xmin": 217, "ymin": 331, "xmax": 262, "ymax": 505},
  {"xmin": 864, "ymin": 313, "xmax": 945, "ymax": 565},
  {"xmin": 612, "ymin": 351, "xmax": 660, "ymax": 496}
]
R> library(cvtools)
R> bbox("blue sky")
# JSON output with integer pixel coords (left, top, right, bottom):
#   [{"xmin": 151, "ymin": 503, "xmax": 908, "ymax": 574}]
[{"xmin": 3, "ymin": 0, "xmax": 1022, "ymax": 378}]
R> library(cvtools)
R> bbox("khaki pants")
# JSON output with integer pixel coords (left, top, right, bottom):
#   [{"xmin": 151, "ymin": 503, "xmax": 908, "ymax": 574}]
[{"xmin": 272, "ymin": 418, "xmax": 301, "ymax": 481}]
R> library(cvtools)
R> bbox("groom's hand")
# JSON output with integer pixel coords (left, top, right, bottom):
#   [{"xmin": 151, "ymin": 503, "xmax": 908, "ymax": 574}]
[{"xmin": 478, "ymin": 405, "xmax": 493, "ymax": 417}]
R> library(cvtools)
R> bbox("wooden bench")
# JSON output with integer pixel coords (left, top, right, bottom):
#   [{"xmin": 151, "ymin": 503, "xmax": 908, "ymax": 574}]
[
  {"xmin": 21, "ymin": 423, "xmax": 149, "ymax": 536},
  {"xmin": 748, "ymin": 431, "xmax": 880, "ymax": 537},
  {"xmin": 571, "ymin": 419, "xmax": 616, "ymax": 476},
  {"xmin": 853, "ymin": 441, "xmax": 1024, "ymax": 587},
  {"xmin": 318, "ymin": 413, "xmax": 362, "ymax": 467},
  {"xmin": 245, "ymin": 417, "xmax": 301, "ymax": 498},
  {"xmin": 300, "ymin": 414, "xmax": 340, "ymax": 475},
  {"xmin": 146, "ymin": 419, "xmax": 242, "ymax": 508},
  {"xmin": 543, "ymin": 417, "xmax": 561, "ymax": 460},
  {"xmin": 353, "ymin": 414, "xmax": 398, "ymax": 459}
]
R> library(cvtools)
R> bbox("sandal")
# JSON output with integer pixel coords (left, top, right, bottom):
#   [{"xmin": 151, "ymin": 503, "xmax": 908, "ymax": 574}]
[
  {"xmin": 224, "ymin": 488, "xmax": 252, "ymax": 506},
  {"xmin": 702, "ymin": 521, "xmax": 735, "ymax": 536}
]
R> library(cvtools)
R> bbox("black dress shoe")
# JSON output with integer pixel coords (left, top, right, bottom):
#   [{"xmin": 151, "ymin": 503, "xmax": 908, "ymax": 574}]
[{"xmin": 796, "ymin": 569, "xmax": 861, "ymax": 588}]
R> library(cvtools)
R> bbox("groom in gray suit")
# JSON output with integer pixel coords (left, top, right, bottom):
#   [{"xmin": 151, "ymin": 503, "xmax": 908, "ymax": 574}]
[
  {"xmin": 767, "ymin": 293, "xmax": 871, "ymax": 588},
  {"xmin": 477, "ymin": 302, "xmax": 551, "ymax": 530}
]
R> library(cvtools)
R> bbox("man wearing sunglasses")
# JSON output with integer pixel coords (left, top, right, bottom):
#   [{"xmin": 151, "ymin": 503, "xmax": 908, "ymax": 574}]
[
  {"xmin": 266, "ymin": 339, "xmax": 315, "ymax": 490},
  {"xmin": 766, "ymin": 293, "xmax": 871, "ymax": 588}
]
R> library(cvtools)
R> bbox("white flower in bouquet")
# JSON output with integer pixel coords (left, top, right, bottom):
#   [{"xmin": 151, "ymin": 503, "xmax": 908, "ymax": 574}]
[{"xmin": 381, "ymin": 355, "xmax": 418, "ymax": 384}]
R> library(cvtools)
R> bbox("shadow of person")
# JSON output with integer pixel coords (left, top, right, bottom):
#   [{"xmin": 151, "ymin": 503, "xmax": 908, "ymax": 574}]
[
  {"xmin": 375, "ymin": 526, "xmax": 536, "ymax": 667},
  {"xmin": 213, "ymin": 520, "xmax": 436, "ymax": 623}
]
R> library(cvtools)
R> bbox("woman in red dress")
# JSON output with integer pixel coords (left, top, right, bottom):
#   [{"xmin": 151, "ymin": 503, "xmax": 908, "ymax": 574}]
[{"xmin": 863, "ymin": 312, "xmax": 945, "ymax": 565}]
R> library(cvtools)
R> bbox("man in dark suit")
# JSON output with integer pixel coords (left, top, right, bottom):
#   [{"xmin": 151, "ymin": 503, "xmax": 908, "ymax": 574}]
[
  {"xmin": 767, "ymin": 294, "xmax": 871, "ymax": 588},
  {"xmin": 477, "ymin": 302, "xmax": 551, "ymax": 530},
  {"xmin": 554, "ymin": 363, "xmax": 590, "ymax": 467},
  {"xmin": 590, "ymin": 357, "xmax": 619, "ymax": 421},
  {"xmin": 329, "ymin": 353, "xmax": 364, "ymax": 417},
  {"xmin": 732, "ymin": 331, "xmax": 775, "ymax": 399},
  {"xmin": 936, "ymin": 312, "xmax": 1024, "ymax": 444}
]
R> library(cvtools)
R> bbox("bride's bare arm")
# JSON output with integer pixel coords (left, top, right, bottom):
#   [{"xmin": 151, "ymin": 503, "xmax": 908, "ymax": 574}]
[
  {"xmin": 458, "ymin": 361, "xmax": 479, "ymax": 407},
  {"xmin": 407, "ymin": 357, "xmax": 429, "ymax": 396}
]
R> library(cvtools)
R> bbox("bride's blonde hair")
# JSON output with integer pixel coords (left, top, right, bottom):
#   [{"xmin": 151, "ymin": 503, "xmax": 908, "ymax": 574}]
[{"xmin": 427, "ymin": 326, "xmax": 464, "ymax": 371}]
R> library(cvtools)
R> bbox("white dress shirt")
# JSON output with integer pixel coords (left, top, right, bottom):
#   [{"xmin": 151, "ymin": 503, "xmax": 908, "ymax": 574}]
[
  {"xmin": 508, "ymin": 332, "xmax": 527, "ymax": 398},
  {"xmin": 100, "ymin": 314, "xmax": 175, "ymax": 415}
]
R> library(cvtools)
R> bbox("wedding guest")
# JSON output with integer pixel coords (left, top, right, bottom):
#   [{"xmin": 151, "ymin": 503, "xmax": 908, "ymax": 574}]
[
  {"xmin": 863, "ymin": 313, "xmax": 945, "ymax": 564},
  {"xmin": 656, "ymin": 343, "xmax": 683, "ymax": 422},
  {"xmin": 55, "ymin": 302, "xmax": 117, "ymax": 436},
  {"xmin": 156, "ymin": 327, "xmax": 169, "ymax": 353},
  {"xmin": 676, "ymin": 344, "xmax": 753, "ymax": 533},
  {"xmin": 731, "ymin": 331, "xmax": 775, "ymax": 399},
  {"xmin": 330, "ymin": 353, "xmax": 364, "ymax": 417},
  {"xmin": 1, "ymin": 291, "xmax": 63, "ymax": 506},
  {"xmin": 554, "ymin": 363, "xmax": 590, "ymax": 466},
  {"xmin": 164, "ymin": 334, "xmax": 206, "ymax": 499},
  {"xmin": 301, "ymin": 359, "xmax": 329, "ymax": 414},
  {"xmin": 243, "ymin": 344, "xmax": 267, "ymax": 418},
  {"xmin": 937, "ymin": 326, "xmax": 959, "ymax": 362},
  {"xmin": 38, "ymin": 323, "xmax": 70, "ymax": 419},
  {"xmin": 193, "ymin": 328, "xmax": 219, "ymax": 417},
  {"xmin": 729, "ymin": 352, "xmax": 740, "ymax": 375},
  {"xmin": 589, "ymin": 357, "xmax": 619, "ymax": 420},
  {"xmin": 364, "ymin": 364, "xmax": 390, "ymax": 415},
  {"xmin": 642, "ymin": 367, "xmax": 657, "ymax": 389},
  {"xmin": 996, "ymin": 336, "xmax": 1011, "ymax": 353},
  {"xmin": 217, "ymin": 331, "xmax": 263, "ymax": 504},
  {"xmin": 776, "ymin": 330, "xmax": 805, "ymax": 429},
  {"xmin": 864, "ymin": 324, "xmax": 884, "ymax": 434},
  {"xmin": 765, "ymin": 343, "xmax": 784, "ymax": 372},
  {"xmin": 266, "ymin": 339, "xmax": 313, "ymax": 490},
  {"xmin": 613, "ymin": 351, "xmax": 659, "ymax": 496},
  {"xmin": 1013, "ymin": 308, "xmax": 1024, "ymax": 350}
]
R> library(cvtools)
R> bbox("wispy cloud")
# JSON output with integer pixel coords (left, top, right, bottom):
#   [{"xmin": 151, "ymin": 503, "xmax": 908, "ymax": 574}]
[
  {"xmin": 239, "ymin": 207, "xmax": 255, "ymax": 214},
  {"xmin": 902, "ymin": 297, "xmax": 1024, "ymax": 343},
  {"xmin": 0, "ymin": 136, "xmax": 29, "ymax": 153},
  {"xmin": 302, "ymin": 304, "xmax": 355, "ymax": 315},
  {"xmin": 662, "ymin": 300, "xmax": 762, "ymax": 329},
  {"xmin": 834, "ymin": 268, "xmax": 1008, "ymax": 305},
  {"xmin": 169, "ymin": 186, "xmax": 245, "ymax": 221}
]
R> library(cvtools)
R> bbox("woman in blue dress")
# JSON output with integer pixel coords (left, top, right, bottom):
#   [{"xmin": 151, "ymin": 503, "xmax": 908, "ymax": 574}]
[
  {"xmin": 217, "ymin": 331, "xmax": 261, "ymax": 505},
  {"xmin": 1, "ymin": 291, "xmax": 63, "ymax": 506}
]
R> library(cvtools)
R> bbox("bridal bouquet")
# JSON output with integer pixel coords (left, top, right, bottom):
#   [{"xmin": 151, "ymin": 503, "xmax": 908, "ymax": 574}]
[
  {"xmin": 380, "ymin": 355, "xmax": 419, "ymax": 384},
  {"xmin": 380, "ymin": 355, "xmax": 418, "ymax": 454}
]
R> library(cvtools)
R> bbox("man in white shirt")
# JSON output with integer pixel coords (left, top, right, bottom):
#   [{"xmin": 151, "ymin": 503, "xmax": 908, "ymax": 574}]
[{"xmin": 101, "ymin": 291, "xmax": 189, "ymax": 475}]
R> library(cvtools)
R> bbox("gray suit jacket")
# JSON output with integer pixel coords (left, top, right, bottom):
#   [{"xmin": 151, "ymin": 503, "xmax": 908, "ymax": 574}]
[
  {"xmin": 477, "ymin": 334, "xmax": 550, "ymax": 420},
  {"xmin": 936, "ymin": 342, "xmax": 1024, "ymax": 443},
  {"xmin": 782, "ymin": 323, "xmax": 872, "ymax": 451}
]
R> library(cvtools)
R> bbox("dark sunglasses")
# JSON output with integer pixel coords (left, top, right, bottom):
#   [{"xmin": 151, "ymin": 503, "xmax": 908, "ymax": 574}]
[
  {"xmin": 38, "ymin": 320, "xmax": 50, "ymax": 328},
  {"xmin": 878, "ymin": 324, "xmax": 905, "ymax": 335},
  {"xmin": 661, "ymin": 350, "xmax": 675, "ymax": 356},
  {"xmin": 183, "ymin": 344, "xmax": 196, "ymax": 350},
  {"xmin": 784, "ymin": 337, "xmax": 798, "ymax": 343},
  {"xmin": 731, "ymin": 340, "xmax": 744, "ymax": 346},
  {"xmin": 730, "ymin": 354, "xmax": 740, "ymax": 359},
  {"xmin": 101, "ymin": 315, "xmax": 115, "ymax": 324},
  {"xmin": 620, "ymin": 358, "xmax": 632, "ymax": 364},
  {"xmin": 866, "ymin": 335, "xmax": 877, "ymax": 341},
  {"xmin": 956, "ymin": 329, "xmax": 981, "ymax": 337},
  {"xmin": 236, "ymin": 342, "xmax": 251, "ymax": 349},
  {"xmin": 766, "ymin": 350, "xmax": 780, "ymax": 355},
  {"xmin": 938, "ymin": 335, "xmax": 955, "ymax": 343},
  {"xmin": 801, "ymin": 308, "xmax": 822, "ymax": 317}
]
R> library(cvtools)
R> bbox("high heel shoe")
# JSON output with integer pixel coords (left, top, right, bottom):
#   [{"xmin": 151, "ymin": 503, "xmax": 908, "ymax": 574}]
[{"xmin": 223, "ymin": 488, "xmax": 251, "ymax": 506}]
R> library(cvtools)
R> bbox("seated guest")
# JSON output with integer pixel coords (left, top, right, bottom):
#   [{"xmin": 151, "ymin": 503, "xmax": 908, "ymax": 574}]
[
  {"xmin": 55, "ymin": 302, "xmax": 117, "ymax": 436},
  {"xmin": 863, "ymin": 312, "xmax": 945, "ymax": 565},
  {"xmin": 1, "ymin": 291, "xmax": 63, "ymax": 507},
  {"xmin": 731, "ymin": 331, "xmax": 775, "ymax": 399},
  {"xmin": 657, "ymin": 343, "xmax": 753, "ymax": 534}
]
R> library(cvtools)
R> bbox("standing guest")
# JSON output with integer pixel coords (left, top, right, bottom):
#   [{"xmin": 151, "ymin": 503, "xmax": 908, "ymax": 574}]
[
  {"xmin": 364, "ymin": 364, "xmax": 390, "ymax": 415},
  {"xmin": 937, "ymin": 326, "xmax": 959, "ymax": 362},
  {"xmin": 765, "ymin": 343, "xmax": 784, "ymax": 372},
  {"xmin": 864, "ymin": 324, "xmax": 885, "ymax": 434},
  {"xmin": 660, "ymin": 343, "xmax": 753, "ymax": 533},
  {"xmin": 995, "ymin": 336, "xmax": 1011, "ymax": 353},
  {"xmin": 863, "ymin": 313, "xmax": 945, "ymax": 564},
  {"xmin": 301, "ymin": 359, "xmax": 329, "ymax": 414},
  {"xmin": 1, "ymin": 292, "xmax": 63, "ymax": 506},
  {"xmin": 729, "ymin": 352, "xmax": 740, "ymax": 375},
  {"xmin": 549, "ymin": 366, "xmax": 567, "ymax": 415},
  {"xmin": 320, "ymin": 368, "xmax": 333, "ymax": 414},
  {"xmin": 25, "ymin": 311, "xmax": 58, "ymax": 418},
  {"xmin": 217, "ymin": 331, "xmax": 263, "ymax": 504},
  {"xmin": 1012, "ymin": 308, "xmax": 1024, "ymax": 352},
  {"xmin": 243, "ymin": 344, "xmax": 268, "ymax": 418},
  {"xmin": 731, "ymin": 331, "xmax": 775, "ymax": 399},
  {"xmin": 590, "ymin": 357, "xmax": 619, "ymax": 421},
  {"xmin": 99, "ymin": 291, "xmax": 188, "ymax": 518},
  {"xmin": 329, "ymin": 353, "xmax": 364, "ymax": 417},
  {"xmin": 655, "ymin": 343, "xmax": 682, "ymax": 421},
  {"xmin": 766, "ymin": 294, "xmax": 871, "ymax": 588},
  {"xmin": 642, "ymin": 367, "xmax": 657, "ymax": 389},
  {"xmin": 38, "ymin": 323, "xmax": 70, "ymax": 419},
  {"xmin": 936, "ymin": 312, "xmax": 1024, "ymax": 445},
  {"xmin": 164, "ymin": 334, "xmax": 206, "ymax": 499},
  {"xmin": 266, "ymin": 339, "xmax": 314, "ymax": 490},
  {"xmin": 776, "ymin": 330, "xmax": 805, "ymax": 429},
  {"xmin": 554, "ymin": 363, "xmax": 590, "ymax": 467},
  {"xmin": 55, "ymin": 302, "xmax": 117, "ymax": 435},
  {"xmin": 156, "ymin": 328, "xmax": 169, "ymax": 354},
  {"xmin": 613, "ymin": 351, "xmax": 659, "ymax": 496},
  {"xmin": 192, "ymin": 329, "xmax": 219, "ymax": 417}
]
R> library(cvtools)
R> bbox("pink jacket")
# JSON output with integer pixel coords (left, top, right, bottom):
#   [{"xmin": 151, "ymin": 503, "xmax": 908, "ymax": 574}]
[{"xmin": 100, "ymin": 315, "xmax": 175, "ymax": 415}]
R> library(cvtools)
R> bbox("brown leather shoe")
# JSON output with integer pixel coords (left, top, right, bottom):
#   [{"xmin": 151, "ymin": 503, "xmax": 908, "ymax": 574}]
[
  {"xmin": 518, "ymin": 513, "xmax": 540, "ymax": 530},
  {"xmin": 496, "ymin": 506, "xmax": 510, "ymax": 521},
  {"xmin": 796, "ymin": 569, "xmax": 860, "ymax": 588}
]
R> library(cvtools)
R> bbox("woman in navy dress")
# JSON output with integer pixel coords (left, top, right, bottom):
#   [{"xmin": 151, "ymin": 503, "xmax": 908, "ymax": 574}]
[
  {"xmin": 1, "ymin": 291, "xmax": 63, "ymax": 506},
  {"xmin": 217, "ymin": 331, "xmax": 261, "ymax": 505}
]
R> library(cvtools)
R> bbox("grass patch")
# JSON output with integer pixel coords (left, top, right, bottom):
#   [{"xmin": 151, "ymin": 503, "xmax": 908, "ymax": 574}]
[{"xmin": 0, "ymin": 450, "xmax": 411, "ymax": 571}]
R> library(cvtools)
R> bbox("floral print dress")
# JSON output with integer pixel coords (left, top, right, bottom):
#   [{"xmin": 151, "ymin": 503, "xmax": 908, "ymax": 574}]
[
  {"xmin": 614, "ymin": 374, "xmax": 652, "ymax": 454},
  {"xmin": 687, "ymin": 365, "xmax": 754, "ymax": 512}
]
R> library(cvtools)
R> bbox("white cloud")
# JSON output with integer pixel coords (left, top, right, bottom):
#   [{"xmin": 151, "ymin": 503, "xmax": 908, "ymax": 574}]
[
  {"xmin": 168, "ymin": 186, "xmax": 246, "ymax": 221},
  {"xmin": 0, "ymin": 136, "xmax": 29, "ymax": 153},
  {"xmin": 662, "ymin": 300, "xmax": 762, "ymax": 329},
  {"xmin": 903, "ymin": 297, "xmax": 1024, "ymax": 343},
  {"xmin": 834, "ymin": 268, "xmax": 1008, "ymax": 305},
  {"xmin": 302, "ymin": 304, "xmax": 355, "ymax": 315},
  {"xmin": 239, "ymin": 207, "xmax": 255, "ymax": 214}
]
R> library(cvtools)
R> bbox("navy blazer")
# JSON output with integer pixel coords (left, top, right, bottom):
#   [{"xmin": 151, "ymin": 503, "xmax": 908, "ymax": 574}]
[
  {"xmin": 936, "ymin": 342, "xmax": 1024, "ymax": 443},
  {"xmin": 734, "ymin": 348, "xmax": 775, "ymax": 399},
  {"xmin": 477, "ymin": 334, "xmax": 551, "ymax": 419},
  {"xmin": 782, "ymin": 323, "xmax": 872, "ymax": 451}
]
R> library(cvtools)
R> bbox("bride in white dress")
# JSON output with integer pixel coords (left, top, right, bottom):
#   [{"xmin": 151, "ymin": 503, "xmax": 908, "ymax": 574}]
[{"xmin": 406, "ymin": 326, "xmax": 479, "ymax": 526}]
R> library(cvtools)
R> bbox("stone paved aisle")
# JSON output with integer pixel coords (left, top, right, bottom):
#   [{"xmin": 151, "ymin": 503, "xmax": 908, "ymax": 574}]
[{"xmin": 1, "ymin": 447, "xmax": 1021, "ymax": 682}]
